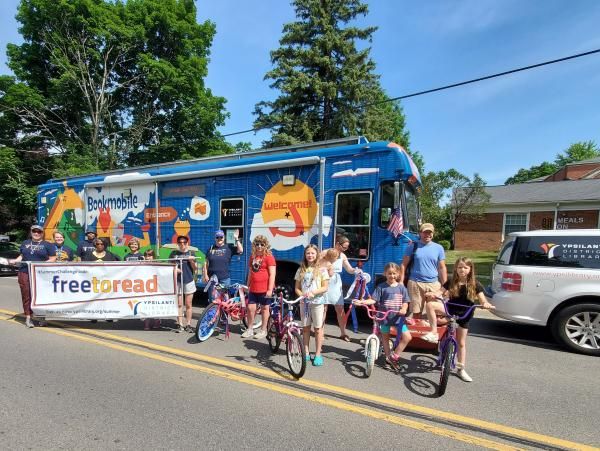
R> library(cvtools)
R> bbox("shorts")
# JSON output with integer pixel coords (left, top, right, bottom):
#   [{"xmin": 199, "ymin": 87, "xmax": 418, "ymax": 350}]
[
  {"xmin": 178, "ymin": 280, "xmax": 197, "ymax": 295},
  {"xmin": 380, "ymin": 323, "xmax": 408, "ymax": 334},
  {"xmin": 248, "ymin": 292, "xmax": 271, "ymax": 306},
  {"xmin": 300, "ymin": 302, "xmax": 325, "ymax": 328},
  {"xmin": 448, "ymin": 303, "xmax": 475, "ymax": 329},
  {"xmin": 407, "ymin": 280, "xmax": 441, "ymax": 314}
]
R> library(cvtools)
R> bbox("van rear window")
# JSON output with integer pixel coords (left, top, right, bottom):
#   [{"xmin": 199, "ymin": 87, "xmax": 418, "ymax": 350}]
[{"xmin": 514, "ymin": 236, "xmax": 600, "ymax": 269}]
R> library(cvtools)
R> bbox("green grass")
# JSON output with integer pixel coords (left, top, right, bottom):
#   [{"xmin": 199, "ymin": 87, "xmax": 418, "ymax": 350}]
[{"xmin": 445, "ymin": 250, "xmax": 497, "ymax": 281}]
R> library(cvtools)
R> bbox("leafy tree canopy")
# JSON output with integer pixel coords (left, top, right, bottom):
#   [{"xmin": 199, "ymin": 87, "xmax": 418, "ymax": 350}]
[
  {"xmin": 0, "ymin": 0, "xmax": 230, "ymax": 233},
  {"xmin": 4, "ymin": 0, "xmax": 230, "ymax": 171},
  {"xmin": 505, "ymin": 141, "xmax": 599, "ymax": 184},
  {"xmin": 254, "ymin": 0, "xmax": 411, "ymax": 159}
]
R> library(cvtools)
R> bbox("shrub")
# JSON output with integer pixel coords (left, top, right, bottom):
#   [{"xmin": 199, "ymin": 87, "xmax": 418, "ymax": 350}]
[{"xmin": 438, "ymin": 240, "xmax": 451, "ymax": 250}]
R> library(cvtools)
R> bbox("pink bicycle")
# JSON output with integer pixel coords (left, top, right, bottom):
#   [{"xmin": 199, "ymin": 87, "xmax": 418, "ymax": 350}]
[
  {"xmin": 352, "ymin": 300, "xmax": 401, "ymax": 377},
  {"xmin": 267, "ymin": 294, "xmax": 306, "ymax": 378}
]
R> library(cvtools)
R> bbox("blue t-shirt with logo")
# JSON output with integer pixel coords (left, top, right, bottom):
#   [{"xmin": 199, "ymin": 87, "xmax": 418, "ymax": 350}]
[
  {"xmin": 407, "ymin": 241, "xmax": 445, "ymax": 283},
  {"xmin": 19, "ymin": 240, "xmax": 56, "ymax": 273},
  {"xmin": 54, "ymin": 245, "xmax": 74, "ymax": 262},
  {"xmin": 205, "ymin": 243, "xmax": 240, "ymax": 281},
  {"xmin": 124, "ymin": 252, "xmax": 145, "ymax": 262},
  {"xmin": 77, "ymin": 239, "xmax": 96, "ymax": 258}
]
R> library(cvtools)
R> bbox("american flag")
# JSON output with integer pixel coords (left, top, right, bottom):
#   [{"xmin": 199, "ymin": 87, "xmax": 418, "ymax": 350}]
[{"xmin": 387, "ymin": 207, "xmax": 404, "ymax": 238}]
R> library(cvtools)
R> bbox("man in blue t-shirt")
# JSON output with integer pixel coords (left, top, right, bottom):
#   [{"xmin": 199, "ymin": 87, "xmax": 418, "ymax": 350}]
[
  {"xmin": 76, "ymin": 229, "xmax": 97, "ymax": 260},
  {"xmin": 400, "ymin": 223, "xmax": 447, "ymax": 324},
  {"xmin": 202, "ymin": 229, "xmax": 243, "ymax": 294}
]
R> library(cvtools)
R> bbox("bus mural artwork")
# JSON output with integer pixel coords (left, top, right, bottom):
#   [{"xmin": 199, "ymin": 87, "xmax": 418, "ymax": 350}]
[
  {"xmin": 36, "ymin": 137, "xmax": 422, "ymax": 291},
  {"xmin": 250, "ymin": 175, "xmax": 332, "ymax": 251}
]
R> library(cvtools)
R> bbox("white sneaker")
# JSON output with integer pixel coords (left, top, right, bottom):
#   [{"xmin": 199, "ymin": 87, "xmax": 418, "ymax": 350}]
[
  {"xmin": 457, "ymin": 368, "xmax": 473, "ymax": 382},
  {"xmin": 25, "ymin": 317, "xmax": 34, "ymax": 328},
  {"xmin": 241, "ymin": 328, "xmax": 254, "ymax": 338},
  {"xmin": 421, "ymin": 332, "xmax": 439, "ymax": 343},
  {"xmin": 254, "ymin": 329, "xmax": 267, "ymax": 340}
]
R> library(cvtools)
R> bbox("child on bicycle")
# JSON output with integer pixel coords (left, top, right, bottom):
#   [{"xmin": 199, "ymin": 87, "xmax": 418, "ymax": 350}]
[
  {"xmin": 295, "ymin": 244, "xmax": 329, "ymax": 366},
  {"xmin": 369, "ymin": 262, "xmax": 412, "ymax": 370},
  {"xmin": 421, "ymin": 257, "xmax": 494, "ymax": 382}
]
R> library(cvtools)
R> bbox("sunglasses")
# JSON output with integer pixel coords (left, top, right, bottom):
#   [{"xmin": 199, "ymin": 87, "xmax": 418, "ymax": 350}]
[
  {"xmin": 215, "ymin": 236, "xmax": 224, "ymax": 239},
  {"xmin": 253, "ymin": 242, "xmax": 265, "ymax": 247},
  {"xmin": 95, "ymin": 242, "xmax": 105, "ymax": 246},
  {"xmin": 31, "ymin": 230, "xmax": 43, "ymax": 234}
]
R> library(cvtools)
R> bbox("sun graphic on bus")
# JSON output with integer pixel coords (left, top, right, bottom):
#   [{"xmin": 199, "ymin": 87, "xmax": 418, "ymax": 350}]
[{"xmin": 250, "ymin": 172, "xmax": 331, "ymax": 251}]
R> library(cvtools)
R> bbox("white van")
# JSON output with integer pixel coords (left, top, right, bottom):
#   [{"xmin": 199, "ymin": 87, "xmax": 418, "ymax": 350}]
[{"xmin": 490, "ymin": 229, "xmax": 600, "ymax": 356}]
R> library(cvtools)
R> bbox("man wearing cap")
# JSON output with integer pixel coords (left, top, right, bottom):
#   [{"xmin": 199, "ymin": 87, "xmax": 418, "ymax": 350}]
[
  {"xmin": 400, "ymin": 223, "xmax": 447, "ymax": 324},
  {"xmin": 76, "ymin": 229, "xmax": 97, "ymax": 260},
  {"xmin": 202, "ymin": 229, "xmax": 243, "ymax": 292},
  {"xmin": 9, "ymin": 225, "xmax": 56, "ymax": 328}
]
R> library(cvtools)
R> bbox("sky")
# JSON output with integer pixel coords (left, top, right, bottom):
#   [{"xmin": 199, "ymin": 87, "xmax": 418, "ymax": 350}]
[{"xmin": 1, "ymin": 0, "xmax": 600, "ymax": 186}]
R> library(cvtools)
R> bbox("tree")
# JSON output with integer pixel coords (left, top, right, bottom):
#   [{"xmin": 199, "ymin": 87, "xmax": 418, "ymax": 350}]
[
  {"xmin": 418, "ymin": 169, "xmax": 490, "ymax": 248},
  {"xmin": 3, "ymin": 0, "xmax": 230, "ymax": 174},
  {"xmin": 505, "ymin": 141, "xmax": 599, "ymax": 184},
  {"xmin": 449, "ymin": 173, "xmax": 490, "ymax": 249},
  {"xmin": 554, "ymin": 141, "xmax": 599, "ymax": 168},
  {"xmin": 254, "ymin": 0, "xmax": 410, "ymax": 152}
]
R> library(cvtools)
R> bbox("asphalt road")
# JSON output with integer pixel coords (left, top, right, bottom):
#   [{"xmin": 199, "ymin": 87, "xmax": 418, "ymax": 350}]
[{"xmin": 0, "ymin": 277, "xmax": 598, "ymax": 450}]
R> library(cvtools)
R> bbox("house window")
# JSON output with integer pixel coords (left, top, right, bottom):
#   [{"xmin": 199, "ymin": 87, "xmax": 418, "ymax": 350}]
[
  {"xmin": 335, "ymin": 191, "xmax": 372, "ymax": 260},
  {"xmin": 504, "ymin": 213, "xmax": 527, "ymax": 236}
]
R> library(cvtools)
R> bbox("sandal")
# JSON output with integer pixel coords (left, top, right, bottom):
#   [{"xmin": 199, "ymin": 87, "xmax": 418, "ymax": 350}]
[
  {"xmin": 313, "ymin": 355, "xmax": 324, "ymax": 366},
  {"xmin": 339, "ymin": 334, "xmax": 351, "ymax": 342}
]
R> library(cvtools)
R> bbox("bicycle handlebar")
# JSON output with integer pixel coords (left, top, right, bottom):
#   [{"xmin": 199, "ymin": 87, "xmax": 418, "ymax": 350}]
[
  {"xmin": 434, "ymin": 297, "xmax": 482, "ymax": 321},
  {"xmin": 352, "ymin": 300, "xmax": 402, "ymax": 322},
  {"xmin": 283, "ymin": 296, "xmax": 304, "ymax": 305}
]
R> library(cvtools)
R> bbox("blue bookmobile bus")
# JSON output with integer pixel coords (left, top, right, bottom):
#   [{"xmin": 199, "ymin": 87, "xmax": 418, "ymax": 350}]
[{"xmin": 36, "ymin": 136, "xmax": 422, "ymax": 295}]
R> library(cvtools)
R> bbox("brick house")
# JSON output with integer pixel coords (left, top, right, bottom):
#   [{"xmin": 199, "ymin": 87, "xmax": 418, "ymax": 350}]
[{"xmin": 454, "ymin": 157, "xmax": 600, "ymax": 250}]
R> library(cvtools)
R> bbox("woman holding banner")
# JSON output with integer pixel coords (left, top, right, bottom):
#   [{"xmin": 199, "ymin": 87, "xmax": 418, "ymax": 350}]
[
  {"xmin": 53, "ymin": 231, "xmax": 74, "ymax": 262},
  {"xmin": 10, "ymin": 224, "xmax": 56, "ymax": 328},
  {"xmin": 169, "ymin": 236, "xmax": 197, "ymax": 333},
  {"xmin": 82, "ymin": 238, "xmax": 120, "ymax": 262}
]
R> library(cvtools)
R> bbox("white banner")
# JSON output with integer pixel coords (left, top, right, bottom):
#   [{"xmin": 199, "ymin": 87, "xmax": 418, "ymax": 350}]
[{"xmin": 30, "ymin": 262, "xmax": 178, "ymax": 319}]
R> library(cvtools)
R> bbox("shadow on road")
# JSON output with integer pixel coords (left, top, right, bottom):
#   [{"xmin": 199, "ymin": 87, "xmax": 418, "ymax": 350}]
[{"xmin": 467, "ymin": 317, "xmax": 565, "ymax": 352}]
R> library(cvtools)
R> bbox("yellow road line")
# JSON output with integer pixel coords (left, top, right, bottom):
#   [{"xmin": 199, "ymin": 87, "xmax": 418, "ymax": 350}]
[
  {"xmin": 0, "ymin": 308, "xmax": 597, "ymax": 451},
  {"xmin": 0, "ymin": 314, "xmax": 520, "ymax": 451}
]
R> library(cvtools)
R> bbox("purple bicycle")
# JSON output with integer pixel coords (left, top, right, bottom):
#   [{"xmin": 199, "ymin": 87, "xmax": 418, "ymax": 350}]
[
  {"xmin": 436, "ymin": 300, "xmax": 480, "ymax": 397},
  {"xmin": 267, "ymin": 293, "xmax": 306, "ymax": 378}
]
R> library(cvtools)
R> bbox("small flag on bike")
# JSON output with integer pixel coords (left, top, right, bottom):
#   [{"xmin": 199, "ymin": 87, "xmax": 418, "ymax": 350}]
[{"xmin": 387, "ymin": 207, "xmax": 404, "ymax": 238}]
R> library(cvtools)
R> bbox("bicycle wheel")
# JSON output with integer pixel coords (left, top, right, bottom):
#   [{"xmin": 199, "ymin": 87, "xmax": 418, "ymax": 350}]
[
  {"xmin": 196, "ymin": 304, "xmax": 219, "ymax": 342},
  {"xmin": 267, "ymin": 317, "xmax": 282, "ymax": 353},
  {"xmin": 365, "ymin": 336, "xmax": 378, "ymax": 378},
  {"xmin": 242, "ymin": 306, "xmax": 263, "ymax": 330},
  {"xmin": 286, "ymin": 330, "xmax": 306, "ymax": 378},
  {"xmin": 437, "ymin": 341, "xmax": 455, "ymax": 397}
]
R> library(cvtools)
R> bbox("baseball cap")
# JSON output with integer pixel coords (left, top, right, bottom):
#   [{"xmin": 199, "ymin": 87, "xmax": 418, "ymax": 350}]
[
  {"xmin": 420, "ymin": 223, "xmax": 435, "ymax": 233},
  {"xmin": 85, "ymin": 228, "xmax": 97, "ymax": 235},
  {"xmin": 30, "ymin": 224, "xmax": 43, "ymax": 232},
  {"xmin": 215, "ymin": 230, "xmax": 225, "ymax": 238}
]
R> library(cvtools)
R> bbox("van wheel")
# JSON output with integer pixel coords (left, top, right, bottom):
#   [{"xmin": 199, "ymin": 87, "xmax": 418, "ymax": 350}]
[{"xmin": 552, "ymin": 304, "xmax": 600, "ymax": 356}]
